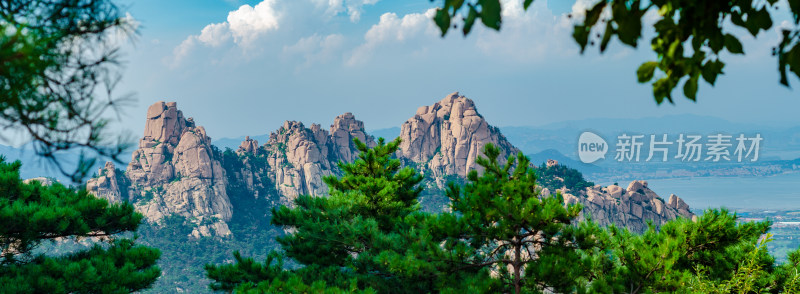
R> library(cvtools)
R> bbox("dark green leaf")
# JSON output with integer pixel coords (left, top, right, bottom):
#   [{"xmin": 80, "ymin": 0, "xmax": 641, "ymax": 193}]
[
  {"xmin": 637, "ymin": 61, "xmax": 658, "ymax": 83},
  {"xmin": 524, "ymin": 0, "xmax": 535, "ymax": 10},
  {"xmin": 724, "ymin": 34, "xmax": 744, "ymax": 54},
  {"xmin": 479, "ymin": 0, "xmax": 502, "ymax": 30},
  {"xmin": 788, "ymin": 43, "xmax": 800, "ymax": 82},
  {"xmin": 434, "ymin": 8, "xmax": 451, "ymax": 37},
  {"xmin": 653, "ymin": 78, "xmax": 670, "ymax": 104},
  {"xmin": 701, "ymin": 60, "xmax": 725, "ymax": 86},
  {"xmin": 573, "ymin": 25, "xmax": 591, "ymax": 53},
  {"xmin": 790, "ymin": 0, "xmax": 800, "ymax": 23},
  {"xmin": 683, "ymin": 74, "xmax": 699, "ymax": 101},
  {"xmin": 600, "ymin": 22, "xmax": 614, "ymax": 52},
  {"xmin": 753, "ymin": 8, "xmax": 773, "ymax": 32},
  {"xmin": 584, "ymin": 2, "xmax": 607, "ymax": 27},
  {"xmin": 463, "ymin": 5, "xmax": 479, "ymax": 35}
]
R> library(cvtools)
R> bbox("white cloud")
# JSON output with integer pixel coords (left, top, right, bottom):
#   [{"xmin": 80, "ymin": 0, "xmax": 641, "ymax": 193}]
[
  {"xmin": 312, "ymin": 0, "xmax": 379, "ymax": 22},
  {"xmin": 197, "ymin": 22, "xmax": 230, "ymax": 47},
  {"xmin": 472, "ymin": 0, "xmax": 577, "ymax": 62},
  {"xmin": 347, "ymin": 8, "xmax": 438, "ymax": 65},
  {"xmin": 169, "ymin": 0, "xmax": 280, "ymax": 67},
  {"xmin": 227, "ymin": 0, "xmax": 280, "ymax": 46},
  {"xmin": 284, "ymin": 33, "xmax": 345, "ymax": 68}
]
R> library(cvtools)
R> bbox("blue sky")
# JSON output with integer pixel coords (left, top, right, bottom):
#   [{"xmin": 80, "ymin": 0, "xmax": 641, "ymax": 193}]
[{"xmin": 106, "ymin": 0, "xmax": 800, "ymax": 142}]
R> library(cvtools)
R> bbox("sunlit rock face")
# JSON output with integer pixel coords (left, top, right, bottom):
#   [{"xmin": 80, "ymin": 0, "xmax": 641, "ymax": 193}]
[
  {"xmin": 397, "ymin": 92, "xmax": 520, "ymax": 188},
  {"xmin": 555, "ymin": 180, "xmax": 696, "ymax": 233},
  {"xmin": 257, "ymin": 113, "xmax": 376, "ymax": 203},
  {"xmin": 91, "ymin": 101, "xmax": 233, "ymax": 238}
]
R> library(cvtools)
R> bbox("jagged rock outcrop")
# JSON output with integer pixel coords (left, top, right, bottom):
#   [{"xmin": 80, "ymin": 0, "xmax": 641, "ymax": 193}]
[
  {"xmin": 237, "ymin": 136, "xmax": 259, "ymax": 156},
  {"xmin": 396, "ymin": 92, "xmax": 693, "ymax": 229},
  {"xmin": 329, "ymin": 112, "xmax": 375, "ymax": 163},
  {"xmin": 550, "ymin": 180, "xmax": 696, "ymax": 233},
  {"xmin": 23, "ymin": 177, "xmax": 57, "ymax": 186},
  {"xmin": 251, "ymin": 115, "xmax": 376, "ymax": 203},
  {"xmin": 262, "ymin": 121, "xmax": 335, "ymax": 201},
  {"xmin": 92, "ymin": 102, "xmax": 233, "ymax": 237},
  {"xmin": 86, "ymin": 162, "xmax": 124, "ymax": 203},
  {"xmin": 398, "ymin": 92, "xmax": 519, "ymax": 183}
]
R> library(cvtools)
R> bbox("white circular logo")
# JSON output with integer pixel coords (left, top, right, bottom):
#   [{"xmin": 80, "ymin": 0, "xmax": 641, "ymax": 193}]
[{"xmin": 578, "ymin": 132, "xmax": 608, "ymax": 164}]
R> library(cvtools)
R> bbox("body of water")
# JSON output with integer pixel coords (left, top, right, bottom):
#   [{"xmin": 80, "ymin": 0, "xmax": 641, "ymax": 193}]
[{"xmin": 642, "ymin": 172, "xmax": 800, "ymax": 210}]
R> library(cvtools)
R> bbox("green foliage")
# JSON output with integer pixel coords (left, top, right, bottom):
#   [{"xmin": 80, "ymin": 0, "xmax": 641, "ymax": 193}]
[
  {"xmin": 204, "ymin": 141, "xmax": 800, "ymax": 293},
  {"xmin": 536, "ymin": 163, "xmax": 595, "ymax": 195},
  {"xmin": 432, "ymin": 0, "xmax": 800, "ymax": 103},
  {"xmin": 207, "ymin": 137, "xmax": 428, "ymax": 292},
  {"xmin": 134, "ymin": 213, "xmax": 284, "ymax": 293},
  {"xmin": 438, "ymin": 144, "xmax": 598, "ymax": 293},
  {"xmin": 586, "ymin": 209, "xmax": 774, "ymax": 293},
  {"xmin": 688, "ymin": 236, "xmax": 774, "ymax": 293},
  {"xmin": 0, "ymin": 157, "xmax": 160, "ymax": 293},
  {"xmin": 270, "ymin": 137, "xmax": 425, "ymax": 291},
  {"xmin": 0, "ymin": 0, "xmax": 137, "ymax": 181}
]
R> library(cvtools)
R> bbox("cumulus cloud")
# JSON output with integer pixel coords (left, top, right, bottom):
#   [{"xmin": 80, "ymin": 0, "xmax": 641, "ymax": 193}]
[
  {"xmin": 284, "ymin": 34, "xmax": 345, "ymax": 68},
  {"xmin": 170, "ymin": 0, "xmax": 280, "ymax": 67},
  {"xmin": 347, "ymin": 8, "xmax": 438, "ymax": 65},
  {"xmin": 312, "ymin": 0, "xmax": 379, "ymax": 22},
  {"xmin": 227, "ymin": 1, "xmax": 280, "ymax": 45},
  {"xmin": 197, "ymin": 22, "xmax": 231, "ymax": 47},
  {"xmin": 470, "ymin": 0, "xmax": 602, "ymax": 62}
]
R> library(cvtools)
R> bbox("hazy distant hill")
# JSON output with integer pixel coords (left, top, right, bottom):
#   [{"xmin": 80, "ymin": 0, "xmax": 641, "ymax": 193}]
[
  {"xmin": 0, "ymin": 143, "xmax": 127, "ymax": 184},
  {"xmin": 500, "ymin": 114, "xmax": 800, "ymax": 161}
]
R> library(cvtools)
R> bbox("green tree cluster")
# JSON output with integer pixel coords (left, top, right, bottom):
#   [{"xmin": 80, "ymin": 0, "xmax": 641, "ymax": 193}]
[
  {"xmin": 205, "ymin": 139, "xmax": 800, "ymax": 293},
  {"xmin": 0, "ymin": 158, "xmax": 160, "ymax": 293},
  {"xmin": 1, "ymin": 0, "xmax": 136, "ymax": 181},
  {"xmin": 535, "ymin": 163, "xmax": 595, "ymax": 195}
]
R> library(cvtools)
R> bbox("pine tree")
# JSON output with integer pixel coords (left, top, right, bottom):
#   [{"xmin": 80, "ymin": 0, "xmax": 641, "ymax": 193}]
[
  {"xmin": 1, "ymin": 0, "xmax": 137, "ymax": 181},
  {"xmin": 207, "ymin": 137, "xmax": 426, "ymax": 292},
  {"xmin": 0, "ymin": 158, "xmax": 160, "ymax": 293},
  {"xmin": 436, "ymin": 143, "xmax": 599, "ymax": 293},
  {"xmin": 588, "ymin": 209, "xmax": 773, "ymax": 293}
]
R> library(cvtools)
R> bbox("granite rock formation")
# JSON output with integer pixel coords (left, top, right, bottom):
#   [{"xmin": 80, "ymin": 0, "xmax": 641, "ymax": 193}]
[
  {"xmin": 240, "ymin": 113, "xmax": 376, "ymax": 203},
  {"xmin": 86, "ymin": 162, "xmax": 124, "ymax": 204},
  {"xmin": 86, "ymin": 93, "xmax": 697, "ymax": 238},
  {"xmin": 398, "ymin": 92, "xmax": 520, "ymax": 184},
  {"xmin": 91, "ymin": 102, "xmax": 232, "ymax": 237},
  {"xmin": 550, "ymin": 180, "xmax": 696, "ymax": 232}
]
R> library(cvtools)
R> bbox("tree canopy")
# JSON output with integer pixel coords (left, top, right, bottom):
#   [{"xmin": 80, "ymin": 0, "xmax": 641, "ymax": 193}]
[
  {"xmin": 0, "ymin": 0, "xmax": 136, "ymax": 182},
  {"xmin": 206, "ymin": 140, "xmax": 800, "ymax": 293},
  {"xmin": 432, "ymin": 0, "xmax": 800, "ymax": 104},
  {"xmin": 0, "ymin": 157, "xmax": 160, "ymax": 293}
]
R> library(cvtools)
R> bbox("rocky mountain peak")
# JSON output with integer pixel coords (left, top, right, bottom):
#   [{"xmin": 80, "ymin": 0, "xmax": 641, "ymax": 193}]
[
  {"xmin": 263, "ymin": 120, "xmax": 334, "ymax": 201},
  {"xmin": 237, "ymin": 136, "xmax": 259, "ymax": 156},
  {"xmin": 398, "ymin": 92, "xmax": 519, "ymax": 179},
  {"xmin": 95, "ymin": 101, "xmax": 233, "ymax": 238},
  {"xmin": 86, "ymin": 162, "xmax": 123, "ymax": 204},
  {"xmin": 330, "ymin": 112, "xmax": 375, "ymax": 163},
  {"xmin": 259, "ymin": 114, "xmax": 376, "ymax": 202}
]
